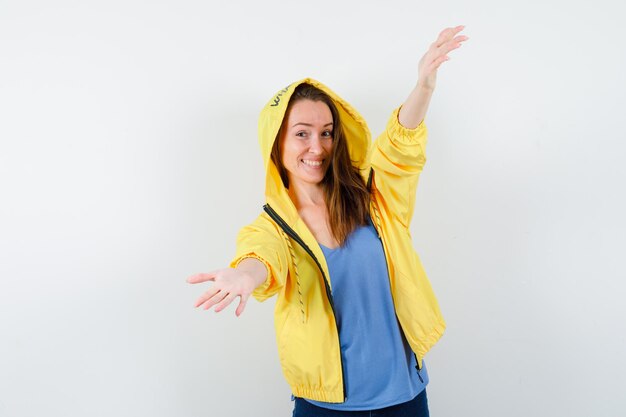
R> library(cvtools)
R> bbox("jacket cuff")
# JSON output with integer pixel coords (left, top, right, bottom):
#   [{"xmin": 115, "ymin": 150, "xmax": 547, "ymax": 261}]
[
  {"xmin": 230, "ymin": 253, "xmax": 273, "ymax": 302},
  {"xmin": 387, "ymin": 106, "xmax": 428, "ymax": 146}
]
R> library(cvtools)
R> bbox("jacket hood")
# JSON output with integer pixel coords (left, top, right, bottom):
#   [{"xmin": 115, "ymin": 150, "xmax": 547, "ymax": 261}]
[{"xmin": 259, "ymin": 78, "xmax": 372, "ymax": 222}]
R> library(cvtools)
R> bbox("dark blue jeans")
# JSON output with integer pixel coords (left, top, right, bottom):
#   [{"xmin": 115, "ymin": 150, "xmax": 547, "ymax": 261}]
[{"xmin": 292, "ymin": 389, "xmax": 429, "ymax": 417}]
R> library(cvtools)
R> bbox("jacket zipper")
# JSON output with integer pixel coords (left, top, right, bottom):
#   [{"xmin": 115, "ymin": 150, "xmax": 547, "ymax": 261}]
[
  {"xmin": 368, "ymin": 169, "xmax": 424, "ymax": 383},
  {"xmin": 263, "ymin": 203, "xmax": 347, "ymax": 401}
]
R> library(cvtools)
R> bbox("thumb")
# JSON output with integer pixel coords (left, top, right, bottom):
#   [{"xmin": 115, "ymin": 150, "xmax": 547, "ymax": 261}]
[{"xmin": 186, "ymin": 270, "xmax": 219, "ymax": 284}]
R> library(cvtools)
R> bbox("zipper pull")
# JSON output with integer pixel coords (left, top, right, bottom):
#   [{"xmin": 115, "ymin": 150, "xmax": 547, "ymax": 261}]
[
  {"xmin": 415, "ymin": 365, "xmax": 424, "ymax": 383},
  {"xmin": 414, "ymin": 353, "xmax": 424, "ymax": 383}
]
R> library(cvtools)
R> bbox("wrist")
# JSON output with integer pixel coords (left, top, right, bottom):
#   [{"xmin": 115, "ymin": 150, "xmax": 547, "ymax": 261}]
[
  {"xmin": 415, "ymin": 80, "xmax": 435, "ymax": 92},
  {"xmin": 235, "ymin": 256, "xmax": 269, "ymax": 289}
]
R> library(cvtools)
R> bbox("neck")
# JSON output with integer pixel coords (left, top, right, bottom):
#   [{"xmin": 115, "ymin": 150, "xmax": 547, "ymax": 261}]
[{"xmin": 287, "ymin": 180, "xmax": 326, "ymax": 209}]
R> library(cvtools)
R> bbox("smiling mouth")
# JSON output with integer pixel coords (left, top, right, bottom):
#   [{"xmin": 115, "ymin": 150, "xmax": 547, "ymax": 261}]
[{"xmin": 301, "ymin": 159, "xmax": 324, "ymax": 167}]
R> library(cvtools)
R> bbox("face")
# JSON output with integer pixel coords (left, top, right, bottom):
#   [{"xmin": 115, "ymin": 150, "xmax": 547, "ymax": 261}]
[{"xmin": 280, "ymin": 99, "xmax": 334, "ymax": 188}]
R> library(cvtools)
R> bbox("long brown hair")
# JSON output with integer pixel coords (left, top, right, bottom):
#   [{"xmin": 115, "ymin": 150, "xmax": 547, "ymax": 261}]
[{"xmin": 270, "ymin": 83, "xmax": 370, "ymax": 247}]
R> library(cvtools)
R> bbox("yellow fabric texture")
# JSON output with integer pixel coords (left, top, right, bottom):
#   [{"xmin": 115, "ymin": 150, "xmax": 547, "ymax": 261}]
[{"xmin": 229, "ymin": 78, "xmax": 445, "ymax": 403}]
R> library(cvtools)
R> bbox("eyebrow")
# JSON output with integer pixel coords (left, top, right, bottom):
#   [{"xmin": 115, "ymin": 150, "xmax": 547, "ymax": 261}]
[{"xmin": 291, "ymin": 122, "xmax": 334, "ymax": 128}]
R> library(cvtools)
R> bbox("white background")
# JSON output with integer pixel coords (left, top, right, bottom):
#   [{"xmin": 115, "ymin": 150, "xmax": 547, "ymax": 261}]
[{"xmin": 1, "ymin": 0, "xmax": 625, "ymax": 416}]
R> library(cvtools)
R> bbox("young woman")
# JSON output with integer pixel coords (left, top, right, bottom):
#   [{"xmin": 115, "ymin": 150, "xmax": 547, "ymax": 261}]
[{"xmin": 188, "ymin": 25, "xmax": 468, "ymax": 416}]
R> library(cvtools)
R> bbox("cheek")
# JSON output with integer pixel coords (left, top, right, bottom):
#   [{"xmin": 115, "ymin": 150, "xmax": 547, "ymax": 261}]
[
  {"xmin": 325, "ymin": 141, "xmax": 334, "ymax": 157},
  {"xmin": 281, "ymin": 141, "xmax": 300, "ymax": 166}
]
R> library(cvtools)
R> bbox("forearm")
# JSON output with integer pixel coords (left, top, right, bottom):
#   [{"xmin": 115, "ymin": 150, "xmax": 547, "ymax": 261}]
[
  {"xmin": 235, "ymin": 257, "xmax": 268, "ymax": 289},
  {"xmin": 398, "ymin": 84, "xmax": 434, "ymax": 129}
]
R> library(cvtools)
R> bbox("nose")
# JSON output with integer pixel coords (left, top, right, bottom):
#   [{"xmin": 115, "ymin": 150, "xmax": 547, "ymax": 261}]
[{"xmin": 308, "ymin": 135, "xmax": 323, "ymax": 154}]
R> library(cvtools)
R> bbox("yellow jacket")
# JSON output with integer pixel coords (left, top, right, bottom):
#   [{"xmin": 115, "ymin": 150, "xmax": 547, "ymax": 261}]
[{"xmin": 229, "ymin": 78, "xmax": 445, "ymax": 403}]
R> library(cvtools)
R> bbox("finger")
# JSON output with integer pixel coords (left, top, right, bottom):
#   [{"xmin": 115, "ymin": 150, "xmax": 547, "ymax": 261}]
[
  {"xmin": 235, "ymin": 294, "xmax": 250, "ymax": 317},
  {"xmin": 187, "ymin": 270, "xmax": 219, "ymax": 284},
  {"xmin": 441, "ymin": 35, "xmax": 468, "ymax": 55},
  {"xmin": 195, "ymin": 287, "xmax": 221, "ymax": 308},
  {"xmin": 434, "ymin": 27, "xmax": 456, "ymax": 47},
  {"xmin": 200, "ymin": 289, "xmax": 228, "ymax": 310},
  {"xmin": 450, "ymin": 34, "xmax": 469, "ymax": 46},
  {"xmin": 214, "ymin": 292, "xmax": 238, "ymax": 313},
  {"xmin": 434, "ymin": 25, "xmax": 465, "ymax": 48}
]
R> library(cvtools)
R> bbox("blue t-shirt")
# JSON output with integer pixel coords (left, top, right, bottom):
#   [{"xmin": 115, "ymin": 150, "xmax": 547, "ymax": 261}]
[{"xmin": 303, "ymin": 218, "xmax": 428, "ymax": 410}]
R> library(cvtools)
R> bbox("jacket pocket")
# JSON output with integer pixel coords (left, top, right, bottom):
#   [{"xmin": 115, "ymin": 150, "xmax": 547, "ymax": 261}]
[
  {"xmin": 275, "ymin": 309, "xmax": 298, "ymax": 381},
  {"xmin": 276, "ymin": 309, "xmax": 294, "ymax": 352}
]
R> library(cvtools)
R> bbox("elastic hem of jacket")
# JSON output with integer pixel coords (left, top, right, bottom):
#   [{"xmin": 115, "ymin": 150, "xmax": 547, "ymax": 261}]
[
  {"xmin": 291, "ymin": 386, "xmax": 345, "ymax": 403},
  {"xmin": 413, "ymin": 321, "xmax": 446, "ymax": 369},
  {"xmin": 230, "ymin": 253, "xmax": 273, "ymax": 302},
  {"xmin": 388, "ymin": 106, "xmax": 428, "ymax": 147}
]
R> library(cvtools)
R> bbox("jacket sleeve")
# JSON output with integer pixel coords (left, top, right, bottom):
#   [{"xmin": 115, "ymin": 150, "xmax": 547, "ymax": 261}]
[
  {"xmin": 369, "ymin": 106, "xmax": 428, "ymax": 229},
  {"xmin": 228, "ymin": 213, "xmax": 290, "ymax": 302}
]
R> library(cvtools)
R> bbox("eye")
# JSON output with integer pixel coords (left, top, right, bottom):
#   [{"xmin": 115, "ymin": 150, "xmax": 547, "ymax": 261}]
[
  {"xmin": 295, "ymin": 131, "xmax": 307, "ymax": 138},
  {"xmin": 322, "ymin": 130, "xmax": 333, "ymax": 138}
]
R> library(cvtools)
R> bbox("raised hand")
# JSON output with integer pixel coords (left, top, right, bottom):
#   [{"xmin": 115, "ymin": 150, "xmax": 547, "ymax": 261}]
[
  {"xmin": 417, "ymin": 25, "xmax": 469, "ymax": 91},
  {"xmin": 399, "ymin": 25, "xmax": 469, "ymax": 128}
]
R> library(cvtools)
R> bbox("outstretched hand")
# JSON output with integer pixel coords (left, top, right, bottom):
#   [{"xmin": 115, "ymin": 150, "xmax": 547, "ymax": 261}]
[
  {"xmin": 417, "ymin": 25, "xmax": 469, "ymax": 90},
  {"xmin": 187, "ymin": 268, "xmax": 256, "ymax": 316}
]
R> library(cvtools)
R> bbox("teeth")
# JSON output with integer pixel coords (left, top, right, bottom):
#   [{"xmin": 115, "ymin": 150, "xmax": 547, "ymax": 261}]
[{"xmin": 302, "ymin": 160, "xmax": 323, "ymax": 166}]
